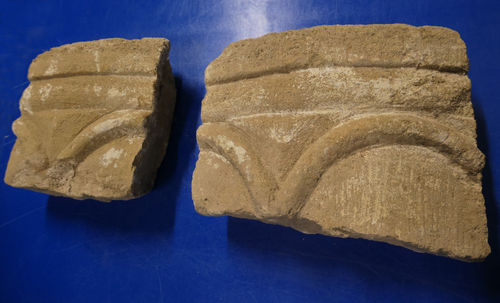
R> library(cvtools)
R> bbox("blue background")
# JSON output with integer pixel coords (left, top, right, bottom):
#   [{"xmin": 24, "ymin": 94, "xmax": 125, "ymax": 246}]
[{"xmin": 1, "ymin": 1, "xmax": 499, "ymax": 302}]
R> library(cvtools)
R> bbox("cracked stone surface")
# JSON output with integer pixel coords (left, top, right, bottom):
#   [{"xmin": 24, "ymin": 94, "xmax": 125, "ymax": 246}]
[
  {"xmin": 192, "ymin": 24, "xmax": 490, "ymax": 261},
  {"xmin": 4, "ymin": 38, "xmax": 176, "ymax": 201}
]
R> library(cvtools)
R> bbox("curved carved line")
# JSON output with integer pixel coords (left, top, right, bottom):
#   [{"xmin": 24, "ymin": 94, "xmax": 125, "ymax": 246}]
[
  {"xmin": 57, "ymin": 109, "xmax": 150, "ymax": 163},
  {"xmin": 275, "ymin": 113, "xmax": 484, "ymax": 216},
  {"xmin": 196, "ymin": 150, "xmax": 256, "ymax": 217},
  {"xmin": 197, "ymin": 122, "xmax": 278, "ymax": 216}
]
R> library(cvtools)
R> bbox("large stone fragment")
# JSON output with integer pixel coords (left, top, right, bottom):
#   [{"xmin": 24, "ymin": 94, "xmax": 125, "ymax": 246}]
[
  {"xmin": 5, "ymin": 38, "xmax": 176, "ymax": 201},
  {"xmin": 193, "ymin": 24, "xmax": 490, "ymax": 261}
]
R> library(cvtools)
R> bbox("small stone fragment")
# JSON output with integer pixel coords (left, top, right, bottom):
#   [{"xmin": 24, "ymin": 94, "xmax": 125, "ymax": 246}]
[
  {"xmin": 192, "ymin": 24, "xmax": 490, "ymax": 261},
  {"xmin": 4, "ymin": 38, "xmax": 176, "ymax": 201}
]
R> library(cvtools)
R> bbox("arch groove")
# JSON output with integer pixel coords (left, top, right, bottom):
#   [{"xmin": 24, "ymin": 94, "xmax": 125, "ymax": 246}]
[{"xmin": 275, "ymin": 113, "xmax": 484, "ymax": 216}]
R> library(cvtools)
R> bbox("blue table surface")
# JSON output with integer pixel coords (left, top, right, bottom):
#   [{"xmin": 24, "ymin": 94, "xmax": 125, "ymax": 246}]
[{"xmin": 1, "ymin": 1, "xmax": 500, "ymax": 302}]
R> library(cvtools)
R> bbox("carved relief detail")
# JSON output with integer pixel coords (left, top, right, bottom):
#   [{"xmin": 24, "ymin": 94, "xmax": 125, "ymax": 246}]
[
  {"xmin": 5, "ymin": 38, "xmax": 176, "ymax": 201},
  {"xmin": 193, "ymin": 25, "xmax": 489, "ymax": 261}
]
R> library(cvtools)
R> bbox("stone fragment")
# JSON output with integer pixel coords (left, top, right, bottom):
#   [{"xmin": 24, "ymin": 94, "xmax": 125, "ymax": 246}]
[
  {"xmin": 4, "ymin": 38, "xmax": 176, "ymax": 201},
  {"xmin": 192, "ymin": 24, "xmax": 490, "ymax": 261}
]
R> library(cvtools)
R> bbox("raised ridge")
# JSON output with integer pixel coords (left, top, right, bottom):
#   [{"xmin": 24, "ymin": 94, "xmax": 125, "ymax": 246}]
[{"xmin": 205, "ymin": 24, "xmax": 469, "ymax": 85}]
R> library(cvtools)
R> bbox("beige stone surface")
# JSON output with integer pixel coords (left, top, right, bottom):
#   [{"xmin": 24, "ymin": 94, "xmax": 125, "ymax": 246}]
[
  {"xmin": 192, "ymin": 24, "xmax": 490, "ymax": 261},
  {"xmin": 4, "ymin": 38, "xmax": 176, "ymax": 201}
]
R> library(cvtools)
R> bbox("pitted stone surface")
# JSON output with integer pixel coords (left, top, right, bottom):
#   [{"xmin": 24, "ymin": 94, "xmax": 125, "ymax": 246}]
[
  {"xmin": 5, "ymin": 38, "xmax": 176, "ymax": 201},
  {"xmin": 192, "ymin": 24, "xmax": 490, "ymax": 261}
]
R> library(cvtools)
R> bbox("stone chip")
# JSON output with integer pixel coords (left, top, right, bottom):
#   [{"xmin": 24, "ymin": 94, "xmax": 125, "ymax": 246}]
[
  {"xmin": 5, "ymin": 38, "xmax": 176, "ymax": 201},
  {"xmin": 192, "ymin": 24, "xmax": 490, "ymax": 261}
]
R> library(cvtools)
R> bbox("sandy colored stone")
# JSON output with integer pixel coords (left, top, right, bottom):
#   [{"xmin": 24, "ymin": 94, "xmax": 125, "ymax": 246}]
[
  {"xmin": 4, "ymin": 38, "xmax": 176, "ymax": 201},
  {"xmin": 192, "ymin": 24, "xmax": 490, "ymax": 261}
]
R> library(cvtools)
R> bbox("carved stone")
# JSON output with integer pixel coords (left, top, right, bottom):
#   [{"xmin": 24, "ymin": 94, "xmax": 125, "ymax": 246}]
[
  {"xmin": 4, "ymin": 38, "xmax": 176, "ymax": 201},
  {"xmin": 192, "ymin": 24, "xmax": 490, "ymax": 261}
]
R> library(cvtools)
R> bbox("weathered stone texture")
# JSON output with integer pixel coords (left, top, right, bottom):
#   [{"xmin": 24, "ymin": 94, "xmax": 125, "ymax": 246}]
[
  {"xmin": 193, "ymin": 24, "xmax": 490, "ymax": 261},
  {"xmin": 5, "ymin": 38, "xmax": 176, "ymax": 201}
]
